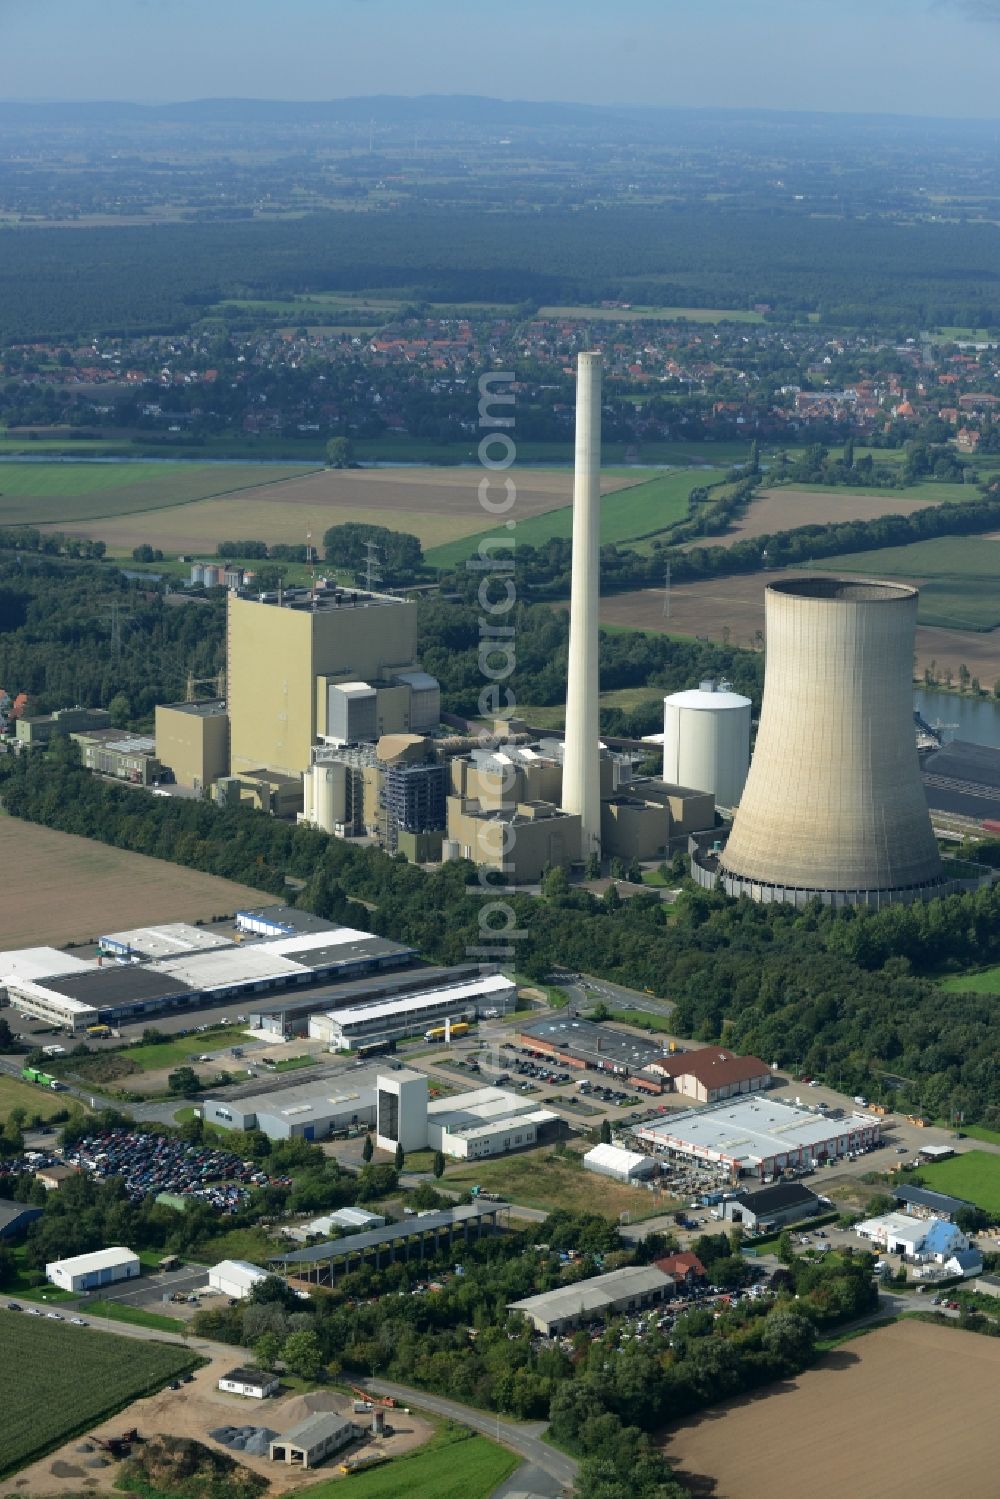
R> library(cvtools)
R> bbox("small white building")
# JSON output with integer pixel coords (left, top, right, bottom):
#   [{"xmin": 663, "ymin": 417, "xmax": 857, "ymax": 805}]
[
  {"xmin": 584, "ymin": 1143, "xmax": 658, "ymax": 1183},
  {"xmin": 46, "ymin": 1246, "xmax": 140, "ymax": 1293},
  {"xmin": 208, "ymin": 1258, "xmax": 270, "ymax": 1300},
  {"xmin": 287, "ymin": 1207, "xmax": 386, "ymax": 1241},
  {"xmin": 375, "ymin": 1068, "xmax": 429, "ymax": 1153},
  {"xmin": 855, "ymin": 1212, "xmax": 968, "ymax": 1262},
  {"xmin": 218, "ymin": 1366, "xmax": 280, "ymax": 1399}
]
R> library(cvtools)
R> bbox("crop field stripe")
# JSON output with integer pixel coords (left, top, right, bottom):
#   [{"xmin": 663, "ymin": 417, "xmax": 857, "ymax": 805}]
[{"xmin": 0, "ymin": 1311, "xmax": 199, "ymax": 1478}]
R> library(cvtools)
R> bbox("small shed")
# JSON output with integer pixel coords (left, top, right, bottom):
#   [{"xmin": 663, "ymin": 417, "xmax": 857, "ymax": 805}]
[
  {"xmin": 269, "ymin": 1412, "xmax": 357, "ymax": 1469},
  {"xmin": 722, "ymin": 1182, "xmax": 820, "ymax": 1232},
  {"xmin": 218, "ymin": 1366, "xmax": 280, "ymax": 1400}
]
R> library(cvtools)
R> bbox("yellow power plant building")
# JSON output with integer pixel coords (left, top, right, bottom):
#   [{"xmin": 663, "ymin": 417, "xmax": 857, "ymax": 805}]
[{"xmin": 227, "ymin": 588, "xmax": 420, "ymax": 779}]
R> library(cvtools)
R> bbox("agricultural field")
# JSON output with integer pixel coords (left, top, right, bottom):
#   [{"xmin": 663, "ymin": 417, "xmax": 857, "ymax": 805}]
[
  {"xmin": 664, "ymin": 1320, "xmax": 1000, "ymax": 1499},
  {"xmin": 0, "ymin": 1073, "xmax": 84, "ymax": 1124},
  {"xmin": 0, "ymin": 460, "xmax": 313, "ymax": 528},
  {"xmin": 690, "ymin": 484, "xmax": 948, "ymax": 550},
  {"xmin": 804, "ymin": 534, "xmax": 1000, "ymax": 631},
  {"xmin": 0, "ymin": 816, "xmax": 275, "ymax": 947},
  {"xmin": 514, "ymin": 684, "xmax": 668, "ymax": 732},
  {"xmin": 0, "ymin": 1310, "xmax": 198, "ymax": 1479},
  {"xmin": 444, "ymin": 1146, "xmax": 675, "ymax": 1218},
  {"xmin": 536, "ymin": 303, "xmax": 766, "ymax": 324},
  {"xmin": 426, "ymin": 468, "xmax": 721, "ymax": 569},
  {"xmin": 44, "ymin": 464, "xmax": 635, "ymax": 557},
  {"xmin": 597, "ymin": 570, "xmax": 1000, "ymax": 685},
  {"xmin": 303, "ymin": 1424, "xmax": 517, "ymax": 1499},
  {"xmin": 918, "ymin": 1150, "xmax": 1000, "ymax": 1216}
]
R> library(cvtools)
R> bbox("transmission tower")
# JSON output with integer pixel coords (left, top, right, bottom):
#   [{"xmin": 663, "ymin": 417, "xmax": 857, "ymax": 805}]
[{"xmin": 363, "ymin": 541, "xmax": 383, "ymax": 593}]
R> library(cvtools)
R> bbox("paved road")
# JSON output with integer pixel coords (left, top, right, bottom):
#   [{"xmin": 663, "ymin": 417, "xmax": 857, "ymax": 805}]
[{"xmin": 366, "ymin": 1378, "xmax": 576, "ymax": 1492}]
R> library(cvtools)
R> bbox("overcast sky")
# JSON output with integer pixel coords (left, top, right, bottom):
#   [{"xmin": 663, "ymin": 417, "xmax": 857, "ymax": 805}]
[{"xmin": 2, "ymin": 0, "xmax": 1000, "ymax": 118}]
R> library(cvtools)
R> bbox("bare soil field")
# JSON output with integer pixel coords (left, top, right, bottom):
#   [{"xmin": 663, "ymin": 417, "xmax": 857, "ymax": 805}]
[
  {"xmin": 0, "ymin": 1348, "xmax": 433, "ymax": 1497},
  {"xmin": 600, "ymin": 571, "xmax": 1000, "ymax": 683},
  {"xmin": 0, "ymin": 817, "xmax": 274, "ymax": 948},
  {"xmin": 690, "ymin": 485, "xmax": 939, "ymax": 548},
  {"xmin": 42, "ymin": 465, "xmax": 632, "ymax": 555},
  {"xmin": 663, "ymin": 1320, "xmax": 1000, "ymax": 1499}
]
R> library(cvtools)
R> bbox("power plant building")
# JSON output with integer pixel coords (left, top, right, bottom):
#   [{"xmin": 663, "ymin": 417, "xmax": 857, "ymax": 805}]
[
  {"xmin": 697, "ymin": 578, "xmax": 946, "ymax": 908},
  {"xmin": 155, "ymin": 699, "xmax": 230, "ymax": 791},
  {"xmin": 662, "ymin": 681, "xmax": 751, "ymax": 808}
]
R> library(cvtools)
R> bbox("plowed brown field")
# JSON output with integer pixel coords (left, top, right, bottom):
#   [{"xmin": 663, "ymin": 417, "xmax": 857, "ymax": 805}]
[
  {"xmin": 43, "ymin": 465, "xmax": 631, "ymax": 554},
  {"xmin": 0, "ymin": 817, "xmax": 274, "ymax": 947},
  {"xmin": 664, "ymin": 1320, "xmax": 1000, "ymax": 1499},
  {"xmin": 690, "ymin": 486, "xmax": 939, "ymax": 548},
  {"xmin": 601, "ymin": 571, "xmax": 1000, "ymax": 683}
]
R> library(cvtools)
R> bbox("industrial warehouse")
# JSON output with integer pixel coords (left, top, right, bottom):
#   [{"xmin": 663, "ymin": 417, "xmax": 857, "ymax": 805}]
[
  {"xmin": 518, "ymin": 1018, "xmax": 772, "ymax": 1102},
  {"xmin": 636, "ymin": 1097, "xmax": 882, "ymax": 1180},
  {"xmin": 270, "ymin": 1202, "xmax": 509, "ymax": 1286},
  {"xmin": 508, "ymin": 1265, "xmax": 675, "ymax": 1336}
]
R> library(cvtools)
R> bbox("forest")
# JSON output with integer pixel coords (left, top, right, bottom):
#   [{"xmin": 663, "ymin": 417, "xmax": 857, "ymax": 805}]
[
  {"xmin": 4, "ymin": 206, "xmax": 1000, "ymax": 342},
  {"xmin": 2, "ymin": 741, "xmax": 998, "ymax": 1127}
]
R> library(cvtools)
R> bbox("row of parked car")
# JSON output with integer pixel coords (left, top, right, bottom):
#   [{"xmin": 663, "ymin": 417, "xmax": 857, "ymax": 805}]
[{"xmin": 65, "ymin": 1129, "xmax": 290, "ymax": 1210}]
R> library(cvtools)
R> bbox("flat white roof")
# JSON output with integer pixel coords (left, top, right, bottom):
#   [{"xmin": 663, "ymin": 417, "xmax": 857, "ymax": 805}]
[
  {"xmin": 0, "ymin": 947, "xmax": 95, "ymax": 984},
  {"xmin": 639, "ymin": 1098, "xmax": 878, "ymax": 1166},
  {"xmin": 856, "ymin": 1212, "xmax": 927, "ymax": 1243},
  {"xmin": 100, "ymin": 924, "xmax": 234, "ymax": 960},
  {"xmin": 264, "ymin": 927, "xmax": 370, "ymax": 958},
  {"xmin": 429, "ymin": 1086, "xmax": 539, "ymax": 1127},
  {"xmin": 664, "ymin": 687, "xmax": 751, "ymax": 710},
  {"xmin": 151, "ymin": 946, "xmax": 310, "ymax": 990},
  {"xmin": 46, "ymin": 1246, "xmax": 139, "ymax": 1274},
  {"xmin": 323, "ymin": 972, "xmax": 513, "ymax": 1028},
  {"xmin": 233, "ymin": 1080, "xmax": 376, "ymax": 1119},
  {"xmin": 584, "ymin": 1143, "xmax": 651, "ymax": 1173},
  {"xmin": 446, "ymin": 1108, "xmax": 558, "ymax": 1142}
]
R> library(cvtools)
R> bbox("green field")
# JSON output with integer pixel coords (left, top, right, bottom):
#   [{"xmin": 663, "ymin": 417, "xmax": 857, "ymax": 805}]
[
  {"xmin": 0, "ymin": 1072, "xmax": 84, "ymax": 1123},
  {"xmin": 302, "ymin": 1424, "xmax": 517, "ymax": 1499},
  {"xmin": 0, "ymin": 460, "xmax": 316, "ymax": 528},
  {"xmin": 514, "ymin": 684, "xmax": 667, "ymax": 732},
  {"xmin": 0, "ymin": 1310, "xmax": 199, "ymax": 1477},
  {"xmin": 87, "ymin": 1300, "xmax": 187, "ymax": 1334},
  {"xmin": 807, "ymin": 534, "xmax": 1000, "ymax": 631},
  {"xmin": 919, "ymin": 1151, "xmax": 1000, "ymax": 1217},
  {"xmin": 117, "ymin": 1025, "xmax": 247, "ymax": 1071},
  {"xmin": 537, "ymin": 303, "xmax": 766, "ymax": 324},
  {"xmin": 606, "ymin": 1007, "xmax": 675, "ymax": 1033},
  {"xmin": 939, "ymin": 966, "xmax": 1000, "ymax": 995},
  {"xmin": 196, "ymin": 1225, "xmax": 277, "ymax": 1265},
  {"xmin": 426, "ymin": 468, "xmax": 721, "ymax": 569}
]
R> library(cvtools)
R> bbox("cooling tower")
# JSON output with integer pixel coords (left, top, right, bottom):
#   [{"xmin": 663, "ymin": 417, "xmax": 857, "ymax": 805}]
[
  {"xmin": 561, "ymin": 351, "xmax": 603, "ymax": 858},
  {"xmin": 711, "ymin": 577, "xmax": 944, "ymax": 908}
]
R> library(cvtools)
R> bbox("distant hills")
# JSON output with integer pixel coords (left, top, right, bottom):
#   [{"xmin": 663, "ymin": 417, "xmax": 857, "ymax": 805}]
[{"xmin": 0, "ymin": 95, "xmax": 997, "ymax": 139}]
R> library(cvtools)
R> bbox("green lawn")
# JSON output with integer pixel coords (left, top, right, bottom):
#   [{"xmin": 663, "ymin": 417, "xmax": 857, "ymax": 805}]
[
  {"xmin": 0, "ymin": 1072, "xmax": 85, "ymax": 1123},
  {"xmin": 2, "ymin": 1244, "xmax": 79, "ymax": 1303},
  {"xmin": 196, "ymin": 1226, "xmax": 277, "ymax": 1265},
  {"xmin": 918, "ymin": 1151, "xmax": 1000, "ymax": 1217},
  {"xmin": 87, "ymin": 1300, "xmax": 187, "ymax": 1334},
  {"xmin": 299, "ymin": 1423, "xmax": 517, "ymax": 1499},
  {"xmin": 0, "ymin": 460, "xmax": 314, "ymax": 528},
  {"xmin": 607, "ymin": 1007, "xmax": 675, "ymax": 1033},
  {"xmin": 939, "ymin": 966, "xmax": 1000, "ymax": 994},
  {"xmin": 515, "ymin": 684, "xmax": 666, "ymax": 733},
  {"xmin": 273, "ymin": 1054, "xmax": 317, "ymax": 1074},
  {"xmin": 0, "ymin": 1310, "xmax": 199, "ymax": 1478},
  {"xmin": 118, "ymin": 1025, "xmax": 247, "ymax": 1071},
  {"xmin": 444, "ymin": 1147, "xmax": 674, "ymax": 1218},
  {"xmin": 964, "ymin": 1124, "xmax": 1000, "ymax": 1146},
  {"xmin": 425, "ymin": 469, "xmax": 722, "ymax": 569}
]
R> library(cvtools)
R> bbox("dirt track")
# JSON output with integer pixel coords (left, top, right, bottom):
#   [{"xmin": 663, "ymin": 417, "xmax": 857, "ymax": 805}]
[
  {"xmin": 664, "ymin": 1320, "xmax": 1000, "ymax": 1499},
  {"xmin": 601, "ymin": 571, "xmax": 1000, "ymax": 683}
]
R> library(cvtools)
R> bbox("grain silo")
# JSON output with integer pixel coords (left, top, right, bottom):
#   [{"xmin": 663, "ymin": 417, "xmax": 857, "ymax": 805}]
[
  {"xmin": 701, "ymin": 577, "xmax": 944, "ymax": 908},
  {"xmin": 662, "ymin": 680, "xmax": 751, "ymax": 808}
]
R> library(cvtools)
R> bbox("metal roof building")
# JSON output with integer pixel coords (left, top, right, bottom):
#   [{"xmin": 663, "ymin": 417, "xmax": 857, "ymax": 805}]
[
  {"xmin": 203, "ymin": 1076, "xmax": 377, "ymax": 1141},
  {"xmin": 637, "ymin": 1097, "xmax": 881, "ymax": 1180},
  {"xmin": 269, "ymin": 1411, "xmax": 356, "ymax": 1469},
  {"xmin": 308, "ymin": 972, "xmax": 515, "ymax": 1050},
  {"xmin": 46, "ymin": 1246, "xmax": 140, "ymax": 1292},
  {"xmin": 247, "ymin": 964, "xmax": 480, "ymax": 1038},
  {"xmin": 509, "ymin": 1265, "xmax": 674, "ymax": 1336},
  {"xmin": 99, "ymin": 924, "xmax": 234, "ymax": 961},
  {"xmin": 893, "ymin": 1183, "xmax": 971, "ymax": 1220},
  {"xmin": 583, "ymin": 1143, "xmax": 658, "ymax": 1182},
  {"xmin": 271, "ymin": 1202, "xmax": 508, "ymax": 1285},
  {"xmin": 0, "ymin": 1197, "xmax": 43, "ymax": 1239}
]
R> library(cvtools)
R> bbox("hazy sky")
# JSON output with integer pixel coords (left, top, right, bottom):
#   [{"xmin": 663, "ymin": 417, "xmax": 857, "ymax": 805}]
[{"xmin": 2, "ymin": 0, "xmax": 1000, "ymax": 118}]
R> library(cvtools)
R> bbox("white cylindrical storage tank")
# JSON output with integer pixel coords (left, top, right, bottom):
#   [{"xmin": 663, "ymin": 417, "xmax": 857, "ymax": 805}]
[
  {"xmin": 662, "ymin": 680, "xmax": 751, "ymax": 808},
  {"xmin": 302, "ymin": 768, "xmax": 315, "ymax": 824},
  {"xmin": 313, "ymin": 763, "xmax": 347, "ymax": 834},
  {"xmin": 190, "ymin": 563, "xmax": 205, "ymax": 586},
  {"xmin": 717, "ymin": 577, "xmax": 944, "ymax": 905}
]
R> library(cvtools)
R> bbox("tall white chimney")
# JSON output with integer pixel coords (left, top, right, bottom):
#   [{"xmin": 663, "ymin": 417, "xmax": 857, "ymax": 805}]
[{"xmin": 561, "ymin": 350, "xmax": 602, "ymax": 860}]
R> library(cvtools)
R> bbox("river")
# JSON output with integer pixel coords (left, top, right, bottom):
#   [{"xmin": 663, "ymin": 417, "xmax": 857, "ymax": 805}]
[{"xmin": 913, "ymin": 688, "xmax": 1000, "ymax": 748}]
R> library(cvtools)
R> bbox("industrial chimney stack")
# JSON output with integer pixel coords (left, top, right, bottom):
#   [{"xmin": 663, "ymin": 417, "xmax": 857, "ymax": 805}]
[{"xmin": 562, "ymin": 351, "xmax": 603, "ymax": 860}]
